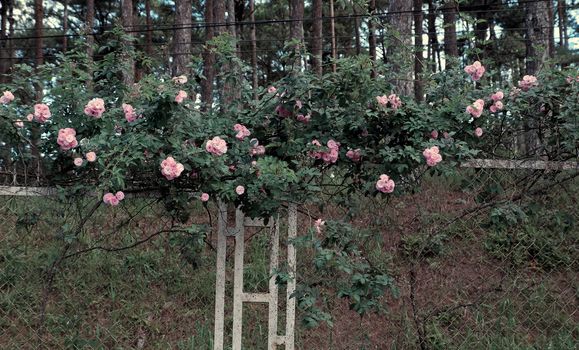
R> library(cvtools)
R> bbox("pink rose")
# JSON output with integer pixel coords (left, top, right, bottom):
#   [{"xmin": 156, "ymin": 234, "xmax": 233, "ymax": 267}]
[
  {"xmin": 388, "ymin": 94, "xmax": 402, "ymax": 110},
  {"xmin": 206, "ymin": 136, "xmax": 228, "ymax": 156},
  {"xmin": 172, "ymin": 75, "xmax": 188, "ymax": 84},
  {"xmin": 296, "ymin": 114, "xmax": 311, "ymax": 123},
  {"xmin": 57, "ymin": 128, "xmax": 78, "ymax": 151},
  {"xmin": 464, "ymin": 61, "xmax": 486, "ymax": 81},
  {"xmin": 267, "ymin": 86, "xmax": 277, "ymax": 94},
  {"xmin": 250, "ymin": 139, "xmax": 266, "ymax": 156},
  {"xmin": 376, "ymin": 174, "xmax": 395, "ymax": 193},
  {"xmin": 346, "ymin": 148, "xmax": 361, "ymax": 162},
  {"xmin": 518, "ymin": 75, "xmax": 538, "ymax": 91},
  {"xmin": 0, "ymin": 91, "xmax": 14, "ymax": 104},
  {"xmin": 233, "ymin": 124, "xmax": 251, "ymax": 140},
  {"xmin": 26, "ymin": 114, "xmax": 34, "ymax": 122},
  {"xmin": 115, "ymin": 191, "xmax": 125, "ymax": 200},
  {"xmin": 376, "ymin": 95, "xmax": 388, "ymax": 106},
  {"xmin": 431, "ymin": 130, "xmax": 439, "ymax": 139},
  {"xmin": 295, "ymin": 100, "xmax": 303, "ymax": 109},
  {"xmin": 34, "ymin": 104, "xmax": 51, "ymax": 123},
  {"xmin": 491, "ymin": 91, "xmax": 504, "ymax": 101},
  {"xmin": 103, "ymin": 192, "xmax": 120, "ymax": 206},
  {"xmin": 122, "ymin": 103, "xmax": 139, "ymax": 122},
  {"xmin": 175, "ymin": 90, "xmax": 187, "ymax": 103},
  {"xmin": 275, "ymin": 105, "xmax": 292, "ymax": 118},
  {"xmin": 84, "ymin": 98, "xmax": 106, "ymax": 118},
  {"xmin": 489, "ymin": 100, "xmax": 503, "ymax": 113},
  {"xmin": 160, "ymin": 156, "xmax": 184, "ymax": 180},
  {"xmin": 314, "ymin": 218, "xmax": 325, "ymax": 234},
  {"xmin": 235, "ymin": 185, "xmax": 245, "ymax": 195},
  {"xmin": 423, "ymin": 146, "xmax": 442, "ymax": 167},
  {"xmin": 86, "ymin": 151, "xmax": 97, "ymax": 162},
  {"xmin": 73, "ymin": 157, "xmax": 83, "ymax": 167},
  {"xmin": 466, "ymin": 99, "xmax": 484, "ymax": 118},
  {"xmin": 474, "ymin": 127, "xmax": 483, "ymax": 137},
  {"xmin": 200, "ymin": 193, "xmax": 209, "ymax": 202}
]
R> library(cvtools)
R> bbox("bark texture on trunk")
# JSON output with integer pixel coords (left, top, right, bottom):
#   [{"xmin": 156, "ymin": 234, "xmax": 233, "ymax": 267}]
[
  {"xmin": 311, "ymin": 0, "xmax": 323, "ymax": 76},
  {"xmin": 121, "ymin": 0, "xmax": 135, "ymax": 85},
  {"xmin": 557, "ymin": 0, "xmax": 568, "ymax": 48},
  {"xmin": 329, "ymin": 0, "xmax": 336, "ymax": 72},
  {"xmin": 249, "ymin": 0, "xmax": 258, "ymax": 94},
  {"xmin": 387, "ymin": 0, "xmax": 413, "ymax": 96},
  {"xmin": 62, "ymin": 0, "xmax": 68, "ymax": 52},
  {"xmin": 525, "ymin": 0, "xmax": 551, "ymax": 75},
  {"xmin": 145, "ymin": 0, "xmax": 153, "ymax": 56},
  {"xmin": 442, "ymin": 0, "xmax": 458, "ymax": 59},
  {"xmin": 172, "ymin": 0, "xmax": 192, "ymax": 77},
  {"xmin": 413, "ymin": 0, "xmax": 424, "ymax": 101},
  {"xmin": 201, "ymin": 0, "xmax": 215, "ymax": 108},
  {"xmin": 368, "ymin": 0, "xmax": 376, "ymax": 77},
  {"xmin": 34, "ymin": 0, "xmax": 43, "ymax": 67},
  {"xmin": 86, "ymin": 0, "xmax": 94, "ymax": 86}
]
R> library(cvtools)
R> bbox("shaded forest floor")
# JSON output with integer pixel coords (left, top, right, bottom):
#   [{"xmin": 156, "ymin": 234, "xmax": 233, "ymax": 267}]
[{"xmin": 1, "ymin": 173, "xmax": 577, "ymax": 349}]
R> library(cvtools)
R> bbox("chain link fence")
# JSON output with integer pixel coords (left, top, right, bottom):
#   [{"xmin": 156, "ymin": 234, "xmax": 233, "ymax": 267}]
[{"xmin": 0, "ymin": 164, "xmax": 577, "ymax": 349}]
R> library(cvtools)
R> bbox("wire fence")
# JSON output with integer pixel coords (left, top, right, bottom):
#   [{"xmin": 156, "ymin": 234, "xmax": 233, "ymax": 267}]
[{"xmin": 0, "ymin": 161, "xmax": 577, "ymax": 349}]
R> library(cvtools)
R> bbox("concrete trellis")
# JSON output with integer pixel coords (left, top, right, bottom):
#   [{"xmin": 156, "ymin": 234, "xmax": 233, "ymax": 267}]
[{"xmin": 213, "ymin": 201, "xmax": 298, "ymax": 350}]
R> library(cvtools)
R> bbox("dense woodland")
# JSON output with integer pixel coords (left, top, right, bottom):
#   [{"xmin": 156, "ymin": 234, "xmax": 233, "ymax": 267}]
[{"xmin": 0, "ymin": 0, "xmax": 576, "ymax": 100}]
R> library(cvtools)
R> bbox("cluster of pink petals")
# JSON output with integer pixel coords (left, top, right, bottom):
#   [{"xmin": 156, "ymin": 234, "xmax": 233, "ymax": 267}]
[
  {"xmin": 200, "ymin": 193, "xmax": 210, "ymax": 202},
  {"xmin": 423, "ymin": 146, "xmax": 442, "ymax": 167},
  {"xmin": 474, "ymin": 127, "xmax": 484, "ymax": 137},
  {"xmin": 314, "ymin": 218, "xmax": 325, "ymax": 234},
  {"xmin": 346, "ymin": 148, "xmax": 361, "ymax": 162},
  {"xmin": 518, "ymin": 75, "xmax": 538, "ymax": 91},
  {"xmin": 86, "ymin": 151, "xmax": 97, "ymax": 162},
  {"xmin": 160, "ymin": 156, "xmax": 184, "ymax": 180},
  {"xmin": 431, "ymin": 130, "xmax": 439, "ymax": 139},
  {"xmin": 233, "ymin": 124, "xmax": 251, "ymax": 140},
  {"xmin": 296, "ymin": 114, "xmax": 311, "ymax": 123},
  {"xmin": 376, "ymin": 174, "xmax": 395, "ymax": 193},
  {"xmin": 57, "ymin": 128, "xmax": 78, "ymax": 151},
  {"xmin": 84, "ymin": 98, "xmax": 106, "ymax": 118},
  {"xmin": 122, "ymin": 103, "xmax": 139, "ymax": 122},
  {"xmin": 267, "ymin": 86, "xmax": 277, "ymax": 94},
  {"xmin": 466, "ymin": 99, "xmax": 485, "ymax": 118},
  {"xmin": 175, "ymin": 90, "xmax": 187, "ymax": 103},
  {"xmin": 103, "ymin": 191, "xmax": 125, "ymax": 206},
  {"xmin": 235, "ymin": 185, "xmax": 245, "ymax": 195},
  {"xmin": 295, "ymin": 100, "xmax": 303, "ymax": 109},
  {"xmin": 34, "ymin": 103, "xmax": 51, "ymax": 123},
  {"xmin": 206, "ymin": 136, "xmax": 228, "ymax": 156},
  {"xmin": 172, "ymin": 75, "xmax": 188, "ymax": 84},
  {"xmin": 275, "ymin": 105, "xmax": 292, "ymax": 118},
  {"xmin": 250, "ymin": 139, "xmax": 266, "ymax": 156},
  {"xmin": 376, "ymin": 94, "xmax": 402, "ymax": 110},
  {"xmin": 565, "ymin": 76, "xmax": 579, "ymax": 84},
  {"xmin": 1, "ymin": 91, "xmax": 14, "ymax": 104},
  {"xmin": 489, "ymin": 91, "xmax": 504, "ymax": 113},
  {"xmin": 73, "ymin": 157, "xmax": 83, "ymax": 166},
  {"xmin": 310, "ymin": 139, "xmax": 340, "ymax": 164},
  {"xmin": 464, "ymin": 61, "xmax": 486, "ymax": 81}
]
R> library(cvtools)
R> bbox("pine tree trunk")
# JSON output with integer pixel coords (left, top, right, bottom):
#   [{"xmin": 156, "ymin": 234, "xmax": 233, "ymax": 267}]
[
  {"xmin": 86, "ymin": 0, "xmax": 94, "ymax": 86},
  {"xmin": 0, "ymin": 0, "xmax": 9, "ymax": 83},
  {"xmin": 34, "ymin": 0, "xmax": 43, "ymax": 68},
  {"xmin": 62, "ymin": 0, "xmax": 68, "ymax": 52},
  {"xmin": 289, "ymin": 0, "xmax": 304, "ymax": 44},
  {"xmin": 249, "ymin": 0, "xmax": 258, "ymax": 95},
  {"xmin": 201, "ymin": 0, "xmax": 214, "ymax": 109},
  {"xmin": 121, "ymin": 0, "xmax": 135, "ymax": 85},
  {"xmin": 557, "ymin": 0, "xmax": 568, "ymax": 48},
  {"xmin": 525, "ymin": 0, "xmax": 551, "ymax": 75},
  {"xmin": 145, "ymin": 0, "xmax": 152, "ymax": 56},
  {"xmin": 368, "ymin": 0, "xmax": 376, "ymax": 77},
  {"xmin": 311, "ymin": 0, "xmax": 323, "ymax": 76},
  {"xmin": 387, "ymin": 0, "xmax": 413, "ymax": 96},
  {"xmin": 442, "ymin": 0, "xmax": 458, "ymax": 60},
  {"xmin": 329, "ymin": 0, "xmax": 336, "ymax": 72},
  {"xmin": 547, "ymin": 0, "xmax": 555, "ymax": 58},
  {"xmin": 353, "ymin": 1, "xmax": 361, "ymax": 55},
  {"xmin": 172, "ymin": 0, "xmax": 192, "ymax": 77},
  {"xmin": 414, "ymin": 0, "xmax": 424, "ymax": 101}
]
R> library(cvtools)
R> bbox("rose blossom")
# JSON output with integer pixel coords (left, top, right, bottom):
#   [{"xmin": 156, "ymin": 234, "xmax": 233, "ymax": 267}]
[
  {"xmin": 57, "ymin": 128, "xmax": 78, "ymax": 151},
  {"xmin": 86, "ymin": 151, "xmax": 97, "ymax": 162},
  {"xmin": 518, "ymin": 75, "xmax": 538, "ymax": 91},
  {"xmin": 103, "ymin": 193, "xmax": 120, "ymax": 206},
  {"xmin": 0, "ymin": 91, "xmax": 14, "ymax": 104},
  {"xmin": 466, "ymin": 99, "xmax": 485, "ymax": 118},
  {"xmin": 376, "ymin": 174, "xmax": 395, "ymax": 193},
  {"xmin": 346, "ymin": 149, "xmax": 361, "ymax": 162},
  {"xmin": 296, "ymin": 114, "xmax": 311, "ymax": 123},
  {"xmin": 431, "ymin": 130, "xmax": 439, "ymax": 139},
  {"xmin": 490, "ymin": 100, "xmax": 504, "ymax": 113},
  {"xmin": 250, "ymin": 139, "xmax": 266, "ymax": 156},
  {"xmin": 314, "ymin": 218, "xmax": 325, "ymax": 234},
  {"xmin": 275, "ymin": 105, "xmax": 292, "ymax": 118},
  {"xmin": 84, "ymin": 98, "xmax": 106, "ymax": 118},
  {"xmin": 73, "ymin": 157, "xmax": 83, "ymax": 167},
  {"xmin": 122, "ymin": 103, "xmax": 139, "ymax": 122},
  {"xmin": 490, "ymin": 91, "xmax": 504, "ymax": 101},
  {"xmin": 26, "ymin": 114, "xmax": 34, "ymax": 122},
  {"xmin": 172, "ymin": 75, "xmax": 187, "ymax": 84},
  {"xmin": 321, "ymin": 140, "xmax": 340, "ymax": 164},
  {"xmin": 200, "ymin": 193, "xmax": 209, "ymax": 202},
  {"xmin": 423, "ymin": 146, "xmax": 442, "ymax": 167},
  {"xmin": 160, "ymin": 156, "xmax": 184, "ymax": 180},
  {"xmin": 464, "ymin": 61, "xmax": 486, "ymax": 81},
  {"xmin": 388, "ymin": 94, "xmax": 402, "ymax": 110},
  {"xmin": 206, "ymin": 136, "xmax": 228, "ymax": 156},
  {"xmin": 267, "ymin": 86, "xmax": 277, "ymax": 94},
  {"xmin": 475, "ymin": 127, "xmax": 483, "ymax": 137},
  {"xmin": 34, "ymin": 103, "xmax": 51, "ymax": 123},
  {"xmin": 295, "ymin": 100, "xmax": 303, "ymax": 109},
  {"xmin": 235, "ymin": 185, "xmax": 245, "ymax": 195},
  {"xmin": 175, "ymin": 90, "xmax": 187, "ymax": 103},
  {"xmin": 233, "ymin": 124, "xmax": 251, "ymax": 140},
  {"xmin": 376, "ymin": 95, "xmax": 388, "ymax": 106},
  {"xmin": 115, "ymin": 191, "xmax": 125, "ymax": 200}
]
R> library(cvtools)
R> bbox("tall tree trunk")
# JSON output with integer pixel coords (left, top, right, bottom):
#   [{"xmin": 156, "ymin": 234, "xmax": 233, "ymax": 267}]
[
  {"xmin": 442, "ymin": 0, "xmax": 458, "ymax": 61},
  {"xmin": 121, "ymin": 0, "xmax": 135, "ymax": 85},
  {"xmin": 201, "ymin": 0, "xmax": 214, "ymax": 109},
  {"xmin": 0, "ymin": 0, "xmax": 9, "ymax": 83},
  {"xmin": 427, "ymin": 0, "xmax": 439, "ymax": 72},
  {"xmin": 557, "ymin": 0, "xmax": 568, "ymax": 48},
  {"xmin": 145, "ymin": 0, "xmax": 153, "ymax": 56},
  {"xmin": 329, "ymin": 0, "xmax": 336, "ymax": 72},
  {"xmin": 525, "ymin": 0, "xmax": 551, "ymax": 75},
  {"xmin": 387, "ymin": 0, "xmax": 413, "ymax": 96},
  {"xmin": 172, "ymin": 0, "xmax": 191, "ymax": 77},
  {"xmin": 62, "ymin": 0, "xmax": 68, "ymax": 52},
  {"xmin": 34, "ymin": 0, "xmax": 43, "ymax": 68},
  {"xmin": 353, "ymin": 1, "xmax": 361, "ymax": 55},
  {"xmin": 249, "ymin": 0, "xmax": 257, "ymax": 96},
  {"xmin": 86, "ymin": 0, "xmax": 94, "ymax": 86},
  {"xmin": 547, "ymin": 0, "xmax": 555, "ymax": 58},
  {"xmin": 311, "ymin": 0, "xmax": 323, "ymax": 76},
  {"xmin": 413, "ymin": 0, "xmax": 424, "ymax": 102},
  {"xmin": 289, "ymin": 0, "xmax": 304, "ymax": 44},
  {"xmin": 368, "ymin": 0, "xmax": 376, "ymax": 77}
]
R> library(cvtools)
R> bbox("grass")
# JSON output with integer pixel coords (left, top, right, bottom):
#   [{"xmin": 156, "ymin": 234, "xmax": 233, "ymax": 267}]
[{"xmin": 0, "ymin": 174, "xmax": 577, "ymax": 349}]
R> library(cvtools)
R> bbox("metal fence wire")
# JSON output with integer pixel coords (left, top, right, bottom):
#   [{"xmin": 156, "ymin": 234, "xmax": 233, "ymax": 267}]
[{"xmin": 0, "ymin": 165, "xmax": 577, "ymax": 349}]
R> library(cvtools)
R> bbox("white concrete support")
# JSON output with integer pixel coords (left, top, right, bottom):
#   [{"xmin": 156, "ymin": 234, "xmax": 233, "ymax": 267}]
[{"xmin": 213, "ymin": 200, "xmax": 228, "ymax": 350}]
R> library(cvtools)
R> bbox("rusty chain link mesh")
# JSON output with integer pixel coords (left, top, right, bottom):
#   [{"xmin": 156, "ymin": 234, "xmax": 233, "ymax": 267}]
[{"xmin": 1, "ymin": 166, "xmax": 577, "ymax": 349}]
